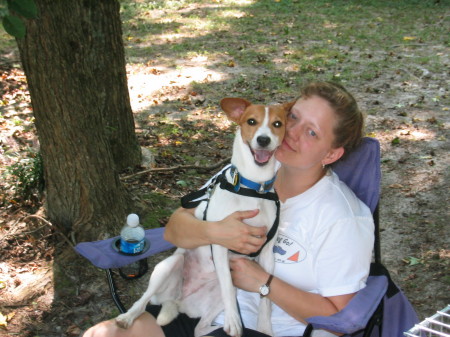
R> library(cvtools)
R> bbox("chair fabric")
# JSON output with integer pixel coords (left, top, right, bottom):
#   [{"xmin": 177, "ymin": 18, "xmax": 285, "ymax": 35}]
[
  {"xmin": 306, "ymin": 273, "xmax": 388, "ymax": 334},
  {"xmin": 331, "ymin": 137, "xmax": 381, "ymax": 213},
  {"xmin": 378, "ymin": 286, "xmax": 419, "ymax": 337}
]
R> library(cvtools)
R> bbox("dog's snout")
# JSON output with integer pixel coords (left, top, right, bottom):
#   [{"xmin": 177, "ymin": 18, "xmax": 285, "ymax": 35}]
[{"xmin": 257, "ymin": 136, "xmax": 271, "ymax": 147}]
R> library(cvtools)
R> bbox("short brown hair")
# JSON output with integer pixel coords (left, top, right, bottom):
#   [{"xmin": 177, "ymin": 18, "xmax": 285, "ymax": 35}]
[{"xmin": 300, "ymin": 81, "xmax": 364, "ymax": 158}]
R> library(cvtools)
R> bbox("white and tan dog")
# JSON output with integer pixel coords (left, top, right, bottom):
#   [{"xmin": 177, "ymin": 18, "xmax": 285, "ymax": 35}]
[{"xmin": 116, "ymin": 98, "xmax": 292, "ymax": 336}]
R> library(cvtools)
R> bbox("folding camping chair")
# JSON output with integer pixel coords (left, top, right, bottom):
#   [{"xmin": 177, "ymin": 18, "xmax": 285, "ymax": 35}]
[{"xmin": 75, "ymin": 137, "xmax": 419, "ymax": 336}]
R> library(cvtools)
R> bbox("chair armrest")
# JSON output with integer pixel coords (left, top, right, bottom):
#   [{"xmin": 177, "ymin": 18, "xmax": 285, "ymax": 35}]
[
  {"xmin": 306, "ymin": 275, "xmax": 388, "ymax": 334},
  {"xmin": 74, "ymin": 227, "xmax": 175, "ymax": 269}
]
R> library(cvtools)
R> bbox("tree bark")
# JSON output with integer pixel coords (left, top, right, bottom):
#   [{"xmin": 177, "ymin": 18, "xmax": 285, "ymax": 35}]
[{"xmin": 15, "ymin": 0, "xmax": 141, "ymax": 241}]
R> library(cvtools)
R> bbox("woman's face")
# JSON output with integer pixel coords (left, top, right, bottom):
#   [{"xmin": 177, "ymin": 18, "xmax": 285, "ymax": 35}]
[{"xmin": 275, "ymin": 95, "xmax": 344, "ymax": 170}]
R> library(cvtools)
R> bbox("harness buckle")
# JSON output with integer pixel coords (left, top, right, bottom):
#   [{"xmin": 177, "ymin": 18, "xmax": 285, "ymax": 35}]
[
  {"xmin": 231, "ymin": 166, "xmax": 240, "ymax": 192},
  {"xmin": 258, "ymin": 184, "xmax": 265, "ymax": 194}
]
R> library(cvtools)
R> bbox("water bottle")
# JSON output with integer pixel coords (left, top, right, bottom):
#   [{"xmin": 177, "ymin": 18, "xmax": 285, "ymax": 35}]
[
  {"xmin": 119, "ymin": 214, "xmax": 148, "ymax": 279},
  {"xmin": 120, "ymin": 213, "xmax": 145, "ymax": 254}
]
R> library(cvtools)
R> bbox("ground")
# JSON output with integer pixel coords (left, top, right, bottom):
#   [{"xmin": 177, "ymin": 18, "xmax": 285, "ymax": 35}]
[{"xmin": 1, "ymin": 10, "xmax": 449, "ymax": 337}]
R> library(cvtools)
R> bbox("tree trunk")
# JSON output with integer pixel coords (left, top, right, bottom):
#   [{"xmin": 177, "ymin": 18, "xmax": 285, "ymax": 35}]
[{"xmin": 15, "ymin": 0, "xmax": 141, "ymax": 241}]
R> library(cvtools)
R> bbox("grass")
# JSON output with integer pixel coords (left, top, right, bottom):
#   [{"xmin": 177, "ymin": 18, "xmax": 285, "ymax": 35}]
[
  {"xmin": 115, "ymin": 0, "xmax": 450, "ymax": 106},
  {"xmin": 141, "ymin": 191, "xmax": 178, "ymax": 229},
  {"xmin": 2, "ymin": 0, "xmax": 447, "ymax": 103}
]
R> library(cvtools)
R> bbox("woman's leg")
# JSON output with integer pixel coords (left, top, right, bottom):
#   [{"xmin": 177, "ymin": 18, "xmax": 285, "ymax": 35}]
[{"xmin": 83, "ymin": 312, "xmax": 165, "ymax": 337}]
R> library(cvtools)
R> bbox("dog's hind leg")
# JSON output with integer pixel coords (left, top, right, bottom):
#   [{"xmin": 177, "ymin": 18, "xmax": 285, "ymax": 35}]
[
  {"xmin": 116, "ymin": 248, "xmax": 185, "ymax": 329},
  {"xmin": 212, "ymin": 244, "xmax": 242, "ymax": 337}
]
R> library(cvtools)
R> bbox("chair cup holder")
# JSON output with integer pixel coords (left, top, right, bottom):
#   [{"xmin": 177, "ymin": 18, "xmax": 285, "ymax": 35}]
[{"xmin": 111, "ymin": 237, "xmax": 151, "ymax": 256}]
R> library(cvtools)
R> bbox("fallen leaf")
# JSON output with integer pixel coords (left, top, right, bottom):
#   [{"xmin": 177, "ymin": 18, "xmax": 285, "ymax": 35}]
[
  {"xmin": 176, "ymin": 180, "xmax": 188, "ymax": 187},
  {"xmin": 66, "ymin": 324, "xmax": 82, "ymax": 336},
  {"xmin": 391, "ymin": 137, "xmax": 400, "ymax": 145},
  {"xmin": 227, "ymin": 60, "xmax": 235, "ymax": 67},
  {"xmin": 0, "ymin": 313, "xmax": 6, "ymax": 328},
  {"xmin": 403, "ymin": 256, "xmax": 423, "ymax": 266},
  {"xmin": 0, "ymin": 311, "xmax": 15, "ymax": 328}
]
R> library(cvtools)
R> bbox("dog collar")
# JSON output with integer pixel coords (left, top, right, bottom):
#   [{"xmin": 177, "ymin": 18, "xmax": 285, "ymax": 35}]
[{"xmin": 230, "ymin": 166, "xmax": 276, "ymax": 194}]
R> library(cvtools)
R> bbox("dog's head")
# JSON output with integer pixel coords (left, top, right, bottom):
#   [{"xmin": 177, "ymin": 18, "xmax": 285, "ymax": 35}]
[{"xmin": 220, "ymin": 98, "xmax": 294, "ymax": 166}]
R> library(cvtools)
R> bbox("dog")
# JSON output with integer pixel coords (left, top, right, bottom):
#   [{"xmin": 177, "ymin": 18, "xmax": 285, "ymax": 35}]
[{"xmin": 116, "ymin": 98, "xmax": 293, "ymax": 336}]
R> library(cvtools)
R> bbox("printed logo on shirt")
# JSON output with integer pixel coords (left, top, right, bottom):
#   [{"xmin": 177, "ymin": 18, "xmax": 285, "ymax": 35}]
[{"xmin": 273, "ymin": 233, "xmax": 307, "ymax": 264}]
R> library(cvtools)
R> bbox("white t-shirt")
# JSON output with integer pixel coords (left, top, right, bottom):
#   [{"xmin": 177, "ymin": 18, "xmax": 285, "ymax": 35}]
[{"xmin": 214, "ymin": 169, "xmax": 374, "ymax": 337}]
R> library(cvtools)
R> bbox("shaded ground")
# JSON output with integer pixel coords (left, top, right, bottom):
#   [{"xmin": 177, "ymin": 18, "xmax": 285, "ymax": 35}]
[{"xmin": 1, "ymin": 3, "xmax": 449, "ymax": 335}]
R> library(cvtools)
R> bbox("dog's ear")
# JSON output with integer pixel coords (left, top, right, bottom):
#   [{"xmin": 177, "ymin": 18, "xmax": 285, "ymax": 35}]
[
  {"xmin": 282, "ymin": 101, "xmax": 295, "ymax": 114},
  {"xmin": 220, "ymin": 98, "xmax": 252, "ymax": 123}
]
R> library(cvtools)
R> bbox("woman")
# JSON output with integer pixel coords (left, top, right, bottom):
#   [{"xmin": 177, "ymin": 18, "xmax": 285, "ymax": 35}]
[{"xmin": 83, "ymin": 82, "xmax": 374, "ymax": 337}]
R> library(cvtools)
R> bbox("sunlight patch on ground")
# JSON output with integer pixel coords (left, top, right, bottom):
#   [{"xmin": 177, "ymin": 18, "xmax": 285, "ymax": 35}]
[
  {"xmin": 127, "ymin": 63, "xmax": 226, "ymax": 113},
  {"xmin": 0, "ymin": 262, "xmax": 53, "ymax": 305},
  {"xmin": 395, "ymin": 128, "xmax": 436, "ymax": 141},
  {"xmin": 375, "ymin": 125, "xmax": 437, "ymax": 144},
  {"xmin": 221, "ymin": 9, "xmax": 248, "ymax": 19}
]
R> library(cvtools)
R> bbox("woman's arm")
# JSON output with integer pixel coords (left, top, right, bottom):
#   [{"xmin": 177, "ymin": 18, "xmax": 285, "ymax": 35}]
[
  {"xmin": 230, "ymin": 258, "xmax": 355, "ymax": 324},
  {"xmin": 164, "ymin": 207, "xmax": 268, "ymax": 255}
]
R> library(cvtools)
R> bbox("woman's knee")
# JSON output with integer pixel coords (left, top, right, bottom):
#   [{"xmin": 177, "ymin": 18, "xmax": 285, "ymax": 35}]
[
  {"xmin": 83, "ymin": 319, "xmax": 118, "ymax": 337},
  {"xmin": 82, "ymin": 313, "xmax": 164, "ymax": 337}
]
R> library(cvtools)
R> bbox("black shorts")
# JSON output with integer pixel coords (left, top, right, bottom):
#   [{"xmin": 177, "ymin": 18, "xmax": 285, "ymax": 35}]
[{"xmin": 146, "ymin": 304, "xmax": 271, "ymax": 337}]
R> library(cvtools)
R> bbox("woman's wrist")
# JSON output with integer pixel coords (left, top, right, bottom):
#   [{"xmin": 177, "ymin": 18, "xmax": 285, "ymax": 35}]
[
  {"xmin": 258, "ymin": 273, "xmax": 274, "ymax": 296},
  {"xmin": 165, "ymin": 207, "xmax": 213, "ymax": 248},
  {"xmin": 204, "ymin": 218, "xmax": 236, "ymax": 249},
  {"xmin": 203, "ymin": 220, "xmax": 218, "ymax": 245},
  {"xmin": 247, "ymin": 266, "xmax": 271, "ymax": 294}
]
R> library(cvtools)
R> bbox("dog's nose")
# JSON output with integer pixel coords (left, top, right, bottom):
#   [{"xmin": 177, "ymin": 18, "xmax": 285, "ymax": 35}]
[{"xmin": 257, "ymin": 136, "xmax": 271, "ymax": 147}]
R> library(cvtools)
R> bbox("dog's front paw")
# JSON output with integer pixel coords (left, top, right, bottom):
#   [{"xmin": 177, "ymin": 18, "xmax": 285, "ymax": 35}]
[
  {"xmin": 115, "ymin": 313, "xmax": 134, "ymax": 329},
  {"xmin": 223, "ymin": 311, "xmax": 242, "ymax": 337}
]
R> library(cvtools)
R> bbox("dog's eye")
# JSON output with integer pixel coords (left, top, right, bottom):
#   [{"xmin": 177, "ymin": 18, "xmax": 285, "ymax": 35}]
[
  {"xmin": 247, "ymin": 119, "xmax": 257, "ymax": 126},
  {"xmin": 273, "ymin": 121, "xmax": 283, "ymax": 128}
]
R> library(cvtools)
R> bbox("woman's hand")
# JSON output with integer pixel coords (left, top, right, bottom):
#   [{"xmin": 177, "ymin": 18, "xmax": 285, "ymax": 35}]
[
  {"xmin": 210, "ymin": 210, "xmax": 267, "ymax": 255},
  {"xmin": 165, "ymin": 207, "xmax": 267, "ymax": 255},
  {"xmin": 230, "ymin": 257, "xmax": 270, "ymax": 293}
]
